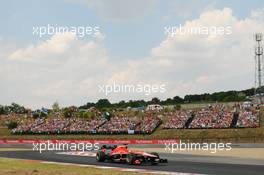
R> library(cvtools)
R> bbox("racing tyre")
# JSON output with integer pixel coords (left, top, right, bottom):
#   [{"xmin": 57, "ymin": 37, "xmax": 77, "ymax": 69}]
[
  {"xmin": 96, "ymin": 151, "xmax": 106, "ymax": 162},
  {"xmin": 150, "ymin": 152, "xmax": 159, "ymax": 165},
  {"xmin": 127, "ymin": 154, "xmax": 136, "ymax": 165}
]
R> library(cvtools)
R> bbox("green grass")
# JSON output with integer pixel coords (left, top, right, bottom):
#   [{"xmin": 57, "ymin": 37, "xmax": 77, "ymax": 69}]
[
  {"xmin": 180, "ymin": 102, "xmax": 236, "ymax": 109},
  {"xmin": 0, "ymin": 158, "xmax": 149, "ymax": 175}
]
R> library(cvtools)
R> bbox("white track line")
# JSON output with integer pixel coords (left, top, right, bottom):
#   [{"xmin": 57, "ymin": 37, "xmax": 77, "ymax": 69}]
[
  {"xmin": 42, "ymin": 161, "xmax": 206, "ymax": 175},
  {"xmin": 56, "ymin": 151, "xmax": 96, "ymax": 157}
]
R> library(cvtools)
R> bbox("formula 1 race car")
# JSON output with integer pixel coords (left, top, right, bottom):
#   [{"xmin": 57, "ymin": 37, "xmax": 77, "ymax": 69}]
[{"xmin": 96, "ymin": 145, "xmax": 168, "ymax": 165}]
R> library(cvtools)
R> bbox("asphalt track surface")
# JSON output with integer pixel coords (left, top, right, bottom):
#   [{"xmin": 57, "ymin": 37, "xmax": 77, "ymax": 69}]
[{"xmin": 1, "ymin": 149, "xmax": 264, "ymax": 175}]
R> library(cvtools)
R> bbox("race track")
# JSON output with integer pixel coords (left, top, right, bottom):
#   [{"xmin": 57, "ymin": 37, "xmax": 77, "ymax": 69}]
[{"xmin": 1, "ymin": 148, "xmax": 264, "ymax": 175}]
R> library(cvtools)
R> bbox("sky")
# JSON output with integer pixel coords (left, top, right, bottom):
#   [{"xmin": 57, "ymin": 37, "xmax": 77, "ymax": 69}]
[{"xmin": 0, "ymin": 0, "xmax": 264, "ymax": 109}]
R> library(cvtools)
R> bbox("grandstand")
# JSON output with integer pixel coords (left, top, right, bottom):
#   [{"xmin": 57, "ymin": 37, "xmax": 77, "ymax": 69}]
[{"xmin": 9, "ymin": 103, "xmax": 260, "ymax": 135}]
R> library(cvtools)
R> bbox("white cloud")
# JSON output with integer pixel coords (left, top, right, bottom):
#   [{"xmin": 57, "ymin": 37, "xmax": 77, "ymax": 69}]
[
  {"xmin": 9, "ymin": 32, "xmax": 77, "ymax": 62},
  {"xmin": 3, "ymin": 32, "xmax": 110, "ymax": 108},
  {"xmin": 251, "ymin": 8, "xmax": 264, "ymax": 21},
  {"xmin": 1, "ymin": 7, "xmax": 264, "ymax": 108},
  {"xmin": 167, "ymin": 0, "xmax": 216, "ymax": 19},
  {"xmin": 108, "ymin": 7, "xmax": 264, "ymax": 97}
]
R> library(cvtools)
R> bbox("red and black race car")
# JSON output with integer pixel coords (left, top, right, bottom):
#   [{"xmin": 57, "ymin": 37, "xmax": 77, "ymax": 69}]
[{"xmin": 96, "ymin": 145, "xmax": 168, "ymax": 165}]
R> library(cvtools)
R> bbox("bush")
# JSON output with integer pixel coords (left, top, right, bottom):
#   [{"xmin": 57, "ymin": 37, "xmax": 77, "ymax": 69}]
[
  {"xmin": 63, "ymin": 106, "xmax": 77, "ymax": 118},
  {"xmin": 175, "ymin": 104, "xmax": 181, "ymax": 110},
  {"xmin": 6, "ymin": 121, "xmax": 18, "ymax": 129}
]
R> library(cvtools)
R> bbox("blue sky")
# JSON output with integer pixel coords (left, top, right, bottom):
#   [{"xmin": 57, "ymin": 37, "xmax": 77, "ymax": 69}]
[
  {"xmin": 0, "ymin": 0, "xmax": 264, "ymax": 108},
  {"xmin": 1, "ymin": 0, "xmax": 263, "ymax": 59}
]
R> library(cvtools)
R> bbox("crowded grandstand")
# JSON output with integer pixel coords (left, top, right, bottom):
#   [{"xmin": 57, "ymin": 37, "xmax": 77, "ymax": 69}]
[{"xmin": 0, "ymin": 102, "xmax": 259, "ymax": 135}]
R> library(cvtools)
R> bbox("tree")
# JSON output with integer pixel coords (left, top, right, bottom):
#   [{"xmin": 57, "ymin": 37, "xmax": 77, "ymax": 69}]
[
  {"xmin": 77, "ymin": 87, "xmax": 254, "ymax": 109},
  {"xmin": 150, "ymin": 97, "xmax": 160, "ymax": 104},
  {"xmin": 96, "ymin": 99, "xmax": 111, "ymax": 108},
  {"xmin": 6, "ymin": 121, "xmax": 18, "ymax": 129},
  {"xmin": 127, "ymin": 100, "xmax": 146, "ymax": 108},
  {"xmin": 52, "ymin": 102, "xmax": 60, "ymax": 112},
  {"xmin": 0, "ymin": 105, "xmax": 6, "ymax": 115},
  {"xmin": 63, "ymin": 106, "xmax": 77, "ymax": 118},
  {"xmin": 79, "ymin": 102, "xmax": 96, "ymax": 109},
  {"xmin": 118, "ymin": 100, "xmax": 126, "ymax": 108},
  {"xmin": 173, "ymin": 96, "xmax": 184, "ymax": 103},
  {"xmin": 9, "ymin": 103, "xmax": 26, "ymax": 114}
]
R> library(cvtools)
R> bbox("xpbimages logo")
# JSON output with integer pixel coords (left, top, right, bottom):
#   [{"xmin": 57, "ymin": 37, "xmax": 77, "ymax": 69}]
[
  {"xmin": 165, "ymin": 140, "xmax": 232, "ymax": 154},
  {"xmin": 98, "ymin": 82, "xmax": 166, "ymax": 96},
  {"xmin": 32, "ymin": 141, "xmax": 99, "ymax": 153},
  {"xmin": 32, "ymin": 24, "xmax": 100, "ymax": 38},
  {"xmin": 164, "ymin": 24, "xmax": 232, "ymax": 37}
]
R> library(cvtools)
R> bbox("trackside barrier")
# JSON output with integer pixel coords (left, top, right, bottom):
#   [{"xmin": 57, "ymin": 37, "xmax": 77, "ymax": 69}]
[{"xmin": 0, "ymin": 139, "xmax": 179, "ymax": 144}]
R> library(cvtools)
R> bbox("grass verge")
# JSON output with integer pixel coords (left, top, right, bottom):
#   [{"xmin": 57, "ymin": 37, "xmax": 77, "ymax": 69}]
[{"xmin": 0, "ymin": 158, "xmax": 151, "ymax": 175}]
